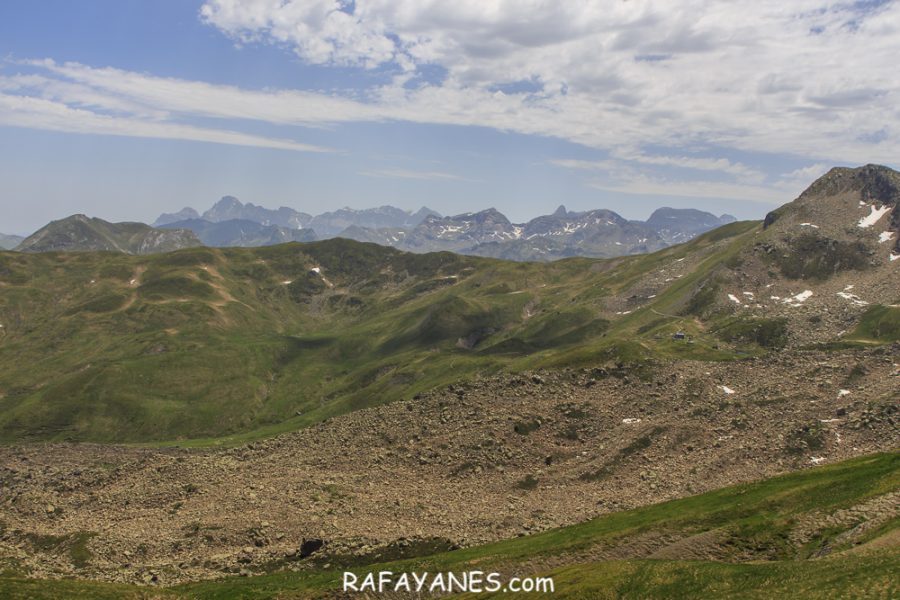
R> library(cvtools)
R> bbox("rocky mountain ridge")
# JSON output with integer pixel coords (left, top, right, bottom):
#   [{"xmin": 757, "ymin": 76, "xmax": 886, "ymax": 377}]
[
  {"xmin": 157, "ymin": 218, "xmax": 317, "ymax": 247},
  {"xmin": 198, "ymin": 196, "xmax": 311, "ymax": 230},
  {"xmin": 647, "ymin": 207, "xmax": 737, "ymax": 244},
  {"xmin": 8, "ymin": 199, "xmax": 737, "ymax": 258},
  {"xmin": 153, "ymin": 207, "xmax": 201, "ymax": 227},
  {"xmin": 153, "ymin": 197, "xmax": 734, "ymax": 258},
  {"xmin": 308, "ymin": 205, "xmax": 440, "ymax": 237}
]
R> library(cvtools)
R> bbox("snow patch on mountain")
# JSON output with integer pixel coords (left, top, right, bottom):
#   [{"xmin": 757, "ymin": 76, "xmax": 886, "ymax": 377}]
[{"xmin": 858, "ymin": 204, "xmax": 891, "ymax": 228}]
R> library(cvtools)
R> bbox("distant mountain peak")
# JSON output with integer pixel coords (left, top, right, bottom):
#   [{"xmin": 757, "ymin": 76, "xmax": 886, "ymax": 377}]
[
  {"xmin": 413, "ymin": 206, "xmax": 441, "ymax": 220},
  {"xmin": 765, "ymin": 163, "xmax": 900, "ymax": 251},
  {"xmin": 553, "ymin": 205, "xmax": 568, "ymax": 218},
  {"xmin": 645, "ymin": 208, "xmax": 736, "ymax": 244},
  {"xmin": 0, "ymin": 232, "xmax": 25, "ymax": 250},
  {"xmin": 16, "ymin": 215, "xmax": 201, "ymax": 254},
  {"xmin": 199, "ymin": 197, "xmax": 311, "ymax": 229},
  {"xmin": 153, "ymin": 207, "xmax": 201, "ymax": 227},
  {"xmin": 216, "ymin": 195, "xmax": 242, "ymax": 207}
]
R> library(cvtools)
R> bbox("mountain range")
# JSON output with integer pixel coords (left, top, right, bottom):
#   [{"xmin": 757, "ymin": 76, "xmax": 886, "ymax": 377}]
[
  {"xmin": 157, "ymin": 218, "xmax": 317, "ymax": 247},
  {"xmin": 150, "ymin": 196, "xmax": 734, "ymax": 259},
  {"xmin": 5, "ymin": 199, "xmax": 736, "ymax": 259},
  {"xmin": 153, "ymin": 199, "xmax": 440, "ymax": 236}
]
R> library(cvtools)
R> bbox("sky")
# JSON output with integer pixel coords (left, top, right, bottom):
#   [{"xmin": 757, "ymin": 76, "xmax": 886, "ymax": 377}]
[{"xmin": 1, "ymin": 0, "xmax": 898, "ymax": 235}]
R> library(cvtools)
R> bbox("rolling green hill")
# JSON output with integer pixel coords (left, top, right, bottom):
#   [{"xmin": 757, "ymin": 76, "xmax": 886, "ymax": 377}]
[
  {"xmin": 1, "ymin": 205, "xmax": 897, "ymax": 444},
  {"xmin": 1, "ymin": 452, "xmax": 896, "ymax": 599},
  {"xmin": 1, "ymin": 165, "xmax": 898, "ymax": 444},
  {"xmin": 0, "ymin": 222, "xmax": 766, "ymax": 444}
]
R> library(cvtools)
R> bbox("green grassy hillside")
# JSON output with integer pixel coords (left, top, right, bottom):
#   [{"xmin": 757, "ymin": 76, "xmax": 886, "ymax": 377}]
[
  {"xmin": 0, "ymin": 222, "xmax": 771, "ymax": 444},
  {"xmin": 5, "ymin": 215, "xmax": 895, "ymax": 445},
  {"xmin": 2, "ymin": 452, "xmax": 896, "ymax": 599}
]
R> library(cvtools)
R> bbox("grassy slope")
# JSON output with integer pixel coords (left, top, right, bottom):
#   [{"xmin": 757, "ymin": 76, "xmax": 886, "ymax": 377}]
[
  {"xmin": 1, "ymin": 452, "xmax": 896, "ymax": 599},
  {"xmin": 0, "ymin": 221, "xmax": 829, "ymax": 445},
  {"xmin": 848, "ymin": 305, "xmax": 900, "ymax": 342}
]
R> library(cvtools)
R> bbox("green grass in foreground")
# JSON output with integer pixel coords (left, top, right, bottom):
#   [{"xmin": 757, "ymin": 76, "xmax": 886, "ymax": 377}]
[
  {"xmin": 1, "ymin": 452, "xmax": 896, "ymax": 599},
  {"xmin": 467, "ymin": 554, "xmax": 898, "ymax": 599},
  {"xmin": 848, "ymin": 304, "xmax": 900, "ymax": 342}
]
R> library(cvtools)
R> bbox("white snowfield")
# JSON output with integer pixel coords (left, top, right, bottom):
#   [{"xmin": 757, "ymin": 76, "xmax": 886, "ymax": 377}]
[
  {"xmin": 879, "ymin": 231, "xmax": 895, "ymax": 243},
  {"xmin": 622, "ymin": 418, "xmax": 641, "ymax": 424},
  {"xmin": 858, "ymin": 204, "xmax": 891, "ymax": 228},
  {"xmin": 782, "ymin": 290, "xmax": 813, "ymax": 306},
  {"xmin": 719, "ymin": 385, "xmax": 735, "ymax": 394},
  {"xmin": 892, "ymin": 254, "xmax": 900, "ymax": 262},
  {"xmin": 837, "ymin": 285, "xmax": 868, "ymax": 306},
  {"xmin": 728, "ymin": 294, "xmax": 742, "ymax": 304}
]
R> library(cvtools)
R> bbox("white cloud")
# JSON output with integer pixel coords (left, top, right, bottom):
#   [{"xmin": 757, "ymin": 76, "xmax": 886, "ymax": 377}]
[
  {"xmin": 0, "ymin": 0, "xmax": 898, "ymax": 194},
  {"xmin": 548, "ymin": 159, "xmax": 620, "ymax": 172},
  {"xmin": 195, "ymin": 0, "xmax": 900, "ymax": 166},
  {"xmin": 359, "ymin": 168, "xmax": 465, "ymax": 181},
  {"xmin": 200, "ymin": 0, "xmax": 397, "ymax": 69},
  {"xmin": 589, "ymin": 176, "xmax": 788, "ymax": 205},
  {"xmin": 551, "ymin": 156, "xmax": 788, "ymax": 203},
  {"xmin": 0, "ymin": 91, "xmax": 332, "ymax": 153},
  {"xmin": 20, "ymin": 59, "xmax": 387, "ymax": 126},
  {"xmin": 609, "ymin": 149, "xmax": 767, "ymax": 184},
  {"xmin": 552, "ymin": 154, "xmax": 829, "ymax": 204},
  {"xmin": 778, "ymin": 163, "xmax": 831, "ymax": 188}
]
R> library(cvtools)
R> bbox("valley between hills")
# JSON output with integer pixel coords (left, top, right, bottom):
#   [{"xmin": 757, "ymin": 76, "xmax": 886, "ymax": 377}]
[{"xmin": 0, "ymin": 165, "xmax": 898, "ymax": 598}]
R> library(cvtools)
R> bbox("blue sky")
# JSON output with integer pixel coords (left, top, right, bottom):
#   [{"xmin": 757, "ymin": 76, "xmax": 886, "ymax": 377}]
[{"xmin": 1, "ymin": 0, "xmax": 898, "ymax": 234}]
